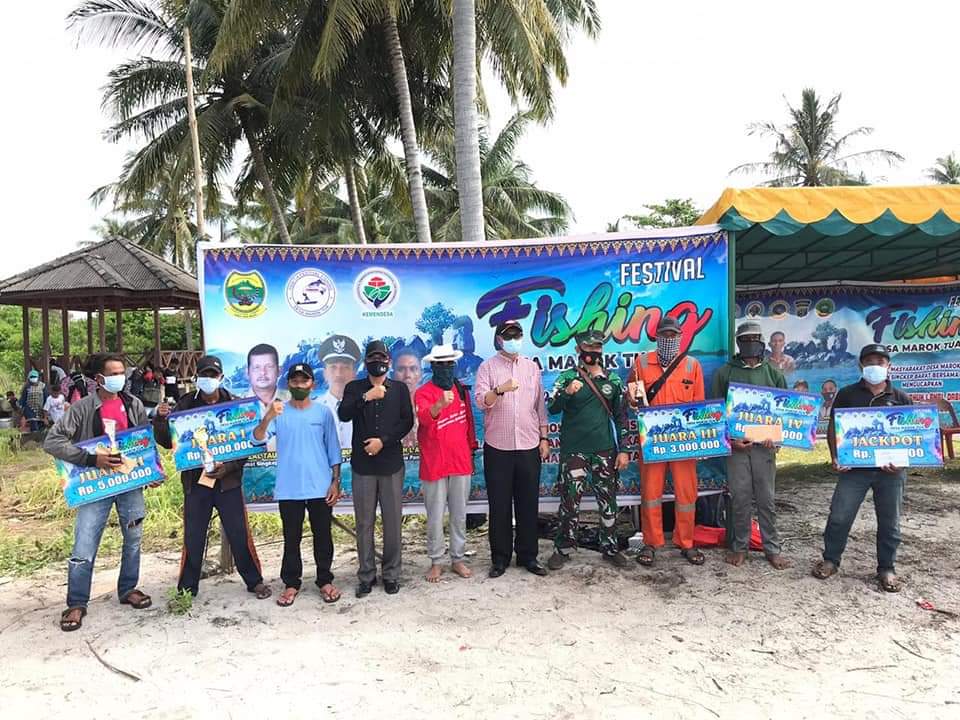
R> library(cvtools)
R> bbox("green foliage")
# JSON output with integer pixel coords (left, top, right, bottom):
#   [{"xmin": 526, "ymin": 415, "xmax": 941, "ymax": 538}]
[
  {"xmin": 166, "ymin": 587, "xmax": 194, "ymax": 614},
  {"xmin": 620, "ymin": 198, "xmax": 701, "ymax": 230},
  {"xmin": 926, "ymin": 153, "xmax": 960, "ymax": 185}
]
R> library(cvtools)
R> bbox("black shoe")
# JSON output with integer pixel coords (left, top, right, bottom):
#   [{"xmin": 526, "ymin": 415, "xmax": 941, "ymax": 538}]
[
  {"xmin": 547, "ymin": 551, "xmax": 569, "ymax": 570},
  {"xmin": 488, "ymin": 564, "xmax": 507, "ymax": 578},
  {"xmin": 602, "ymin": 550, "xmax": 630, "ymax": 568},
  {"xmin": 356, "ymin": 580, "xmax": 375, "ymax": 598},
  {"xmin": 383, "ymin": 580, "xmax": 400, "ymax": 594},
  {"xmin": 521, "ymin": 560, "xmax": 548, "ymax": 576}
]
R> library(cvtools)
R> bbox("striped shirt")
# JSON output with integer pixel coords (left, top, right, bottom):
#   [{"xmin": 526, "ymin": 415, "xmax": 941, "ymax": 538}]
[{"xmin": 474, "ymin": 352, "xmax": 548, "ymax": 452}]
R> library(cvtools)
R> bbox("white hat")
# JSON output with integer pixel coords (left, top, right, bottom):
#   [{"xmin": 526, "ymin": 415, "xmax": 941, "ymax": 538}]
[{"xmin": 423, "ymin": 344, "xmax": 463, "ymax": 362}]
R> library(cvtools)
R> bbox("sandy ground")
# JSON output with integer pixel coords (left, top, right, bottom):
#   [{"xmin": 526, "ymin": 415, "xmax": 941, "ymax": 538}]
[{"xmin": 1, "ymin": 474, "xmax": 959, "ymax": 719}]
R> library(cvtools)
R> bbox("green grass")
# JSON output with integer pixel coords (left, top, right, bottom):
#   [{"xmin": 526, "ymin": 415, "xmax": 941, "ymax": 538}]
[{"xmin": 166, "ymin": 587, "xmax": 194, "ymax": 615}]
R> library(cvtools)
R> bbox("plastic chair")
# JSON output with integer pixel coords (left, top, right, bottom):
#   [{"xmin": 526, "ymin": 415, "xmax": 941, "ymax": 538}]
[{"xmin": 936, "ymin": 398, "xmax": 960, "ymax": 460}]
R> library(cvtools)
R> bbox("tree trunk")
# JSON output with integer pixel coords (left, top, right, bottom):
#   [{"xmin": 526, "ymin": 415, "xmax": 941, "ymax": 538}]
[
  {"xmin": 383, "ymin": 14, "xmax": 432, "ymax": 244},
  {"xmin": 238, "ymin": 111, "xmax": 291, "ymax": 244},
  {"xmin": 183, "ymin": 28, "xmax": 206, "ymax": 238},
  {"xmin": 451, "ymin": 0, "xmax": 485, "ymax": 243},
  {"xmin": 344, "ymin": 163, "xmax": 367, "ymax": 244}
]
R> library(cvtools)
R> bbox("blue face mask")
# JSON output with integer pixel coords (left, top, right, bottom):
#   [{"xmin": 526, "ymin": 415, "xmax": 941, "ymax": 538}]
[
  {"xmin": 862, "ymin": 365, "xmax": 888, "ymax": 384},
  {"xmin": 501, "ymin": 338, "xmax": 522, "ymax": 355},
  {"xmin": 101, "ymin": 375, "xmax": 126, "ymax": 394},
  {"xmin": 197, "ymin": 377, "xmax": 221, "ymax": 395}
]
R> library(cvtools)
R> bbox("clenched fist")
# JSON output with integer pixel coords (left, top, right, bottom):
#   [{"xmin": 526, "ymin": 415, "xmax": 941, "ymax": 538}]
[
  {"xmin": 440, "ymin": 390, "xmax": 455, "ymax": 407},
  {"xmin": 498, "ymin": 378, "xmax": 520, "ymax": 394},
  {"xmin": 365, "ymin": 384, "xmax": 387, "ymax": 402},
  {"xmin": 565, "ymin": 379, "xmax": 583, "ymax": 396},
  {"xmin": 268, "ymin": 399, "xmax": 285, "ymax": 418}
]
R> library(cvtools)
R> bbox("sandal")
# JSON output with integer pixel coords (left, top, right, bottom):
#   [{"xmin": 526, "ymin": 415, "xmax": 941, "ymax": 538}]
[
  {"xmin": 681, "ymin": 548, "xmax": 705, "ymax": 566},
  {"xmin": 120, "ymin": 589, "xmax": 152, "ymax": 609},
  {"xmin": 250, "ymin": 583, "xmax": 272, "ymax": 600},
  {"xmin": 877, "ymin": 572, "xmax": 903, "ymax": 593},
  {"xmin": 277, "ymin": 587, "xmax": 299, "ymax": 607},
  {"xmin": 637, "ymin": 545, "xmax": 656, "ymax": 567},
  {"xmin": 812, "ymin": 559, "xmax": 838, "ymax": 580},
  {"xmin": 60, "ymin": 607, "xmax": 87, "ymax": 632},
  {"xmin": 319, "ymin": 583, "xmax": 341, "ymax": 604}
]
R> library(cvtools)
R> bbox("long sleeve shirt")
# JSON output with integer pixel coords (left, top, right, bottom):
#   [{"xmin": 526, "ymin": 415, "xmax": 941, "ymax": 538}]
[
  {"xmin": 339, "ymin": 378, "xmax": 414, "ymax": 475},
  {"xmin": 44, "ymin": 391, "xmax": 148, "ymax": 467},
  {"xmin": 548, "ymin": 367, "xmax": 630, "ymax": 456},
  {"xmin": 474, "ymin": 353, "xmax": 547, "ymax": 452}
]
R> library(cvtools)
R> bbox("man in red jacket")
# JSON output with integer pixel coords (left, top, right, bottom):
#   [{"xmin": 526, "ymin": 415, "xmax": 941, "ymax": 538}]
[{"xmin": 415, "ymin": 344, "xmax": 478, "ymax": 583}]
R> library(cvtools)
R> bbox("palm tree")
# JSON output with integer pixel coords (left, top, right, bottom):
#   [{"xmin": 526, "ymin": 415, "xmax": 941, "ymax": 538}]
[
  {"xmin": 732, "ymin": 89, "xmax": 903, "ymax": 186},
  {"xmin": 451, "ymin": 0, "xmax": 485, "ymax": 243},
  {"xmin": 68, "ymin": 0, "xmax": 293, "ymax": 243},
  {"xmin": 424, "ymin": 112, "xmax": 571, "ymax": 242},
  {"xmin": 926, "ymin": 153, "xmax": 960, "ymax": 184}
]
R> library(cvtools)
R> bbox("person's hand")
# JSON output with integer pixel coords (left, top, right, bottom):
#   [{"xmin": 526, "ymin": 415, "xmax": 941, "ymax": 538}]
[
  {"xmin": 498, "ymin": 378, "xmax": 520, "ymax": 394},
  {"xmin": 565, "ymin": 379, "xmax": 583, "ymax": 396},
  {"xmin": 364, "ymin": 437, "xmax": 384, "ymax": 456},
  {"xmin": 155, "ymin": 401, "xmax": 171, "ymax": 418},
  {"xmin": 326, "ymin": 480, "xmax": 342, "ymax": 507},
  {"xmin": 205, "ymin": 462, "xmax": 228, "ymax": 480},
  {"xmin": 147, "ymin": 481, "xmax": 164, "ymax": 489},
  {"xmin": 365, "ymin": 384, "xmax": 387, "ymax": 402},
  {"xmin": 95, "ymin": 453, "xmax": 124, "ymax": 470},
  {"xmin": 731, "ymin": 438, "xmax": 752, "ymax": 451},
  {"xmin": 615, "ymin": 452, "xmax": 630, "ymax": 471},
  {"xmin": 626, "ymin": 381, "xmax": 639, "ymax": 406},
  {"xmin": 831, "ymin": 459, "xmax": 850, "ymax": 473},
  {"xmin": 539, "ymin": 438, "xmax": 550, "ymax": 461},
  {"xmin": 761, "ymin": 439, "xmax": 775, "ymax": 449},
  {"xmin": 880, "ymin": 463, "xmax": 899, "ymax": 474},
  {"xmin": 440, "ymin": 390, "xmax": 455, "ymax": 408},
  {"xmin": 267, "ymin": 399, "xmax": 284, "ymax": 418}
]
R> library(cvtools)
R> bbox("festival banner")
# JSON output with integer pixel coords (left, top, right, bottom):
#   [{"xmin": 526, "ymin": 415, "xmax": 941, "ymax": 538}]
[
  {"xmin": 168, "ymin": 398, "xmax": 264, "ymax": 472},
  {"xmin": 636, "ymin": 400, "xmax": 730, "ymax": 463},
  {"xmin": 197, "ymin": 229, "xmax": 731, "ymax": 510},
  {"xmin": 57, "ymin": 426, "xmax": 166, "ymax": 508},
  {"xmin": 725, "ymin": 383, "xmax": 822, "ymax": 450},
  {"xmin": 736, "ymin": 282, "xmax": 960, "ymax": 432},
  {"xmin": 834, "ymin": 405, "xmax": 943, "ymax": 468}
]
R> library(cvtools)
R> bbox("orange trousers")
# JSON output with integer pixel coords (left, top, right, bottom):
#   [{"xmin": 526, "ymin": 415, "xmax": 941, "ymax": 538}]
[{"xmin": 639, "ymin": 459, "xmax": 698, "ymax": 550}]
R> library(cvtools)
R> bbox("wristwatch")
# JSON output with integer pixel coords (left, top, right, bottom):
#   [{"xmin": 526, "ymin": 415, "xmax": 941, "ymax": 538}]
[
  {"xmin": 539, "ymin": 436, "xmax": 548, "ymax": 442},
  {"xmin": 495, "ymin": 387, "xmax": 505, "ymax": 396}
]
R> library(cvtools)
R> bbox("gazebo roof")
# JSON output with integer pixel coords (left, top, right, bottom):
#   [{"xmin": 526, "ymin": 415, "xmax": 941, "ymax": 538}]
[{"xmin": 0, "ymin": 238, "xmax": 198, "ymax": 310}]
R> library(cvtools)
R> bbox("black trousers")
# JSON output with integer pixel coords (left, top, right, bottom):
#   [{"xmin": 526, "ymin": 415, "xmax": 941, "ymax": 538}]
[
  {"xmin": 484, "ymin": 445, "xmax": 541, "ymax": 566},
  {"xmin": 180, "ymin": 484, "xmax": 263, "ymax": 595},
  {"xmin": 279, "ymin": 498, "xmax": 334, "ymax": 589}
]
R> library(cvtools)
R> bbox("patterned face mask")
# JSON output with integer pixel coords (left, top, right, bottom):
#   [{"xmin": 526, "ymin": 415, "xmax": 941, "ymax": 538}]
[{"xmin": 657, "ymin": 334, "xmax": 681, "ymax": 366}]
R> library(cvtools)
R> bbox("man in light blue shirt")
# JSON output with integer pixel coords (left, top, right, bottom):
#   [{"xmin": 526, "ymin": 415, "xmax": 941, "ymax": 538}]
[{"xmin": 254, "ymin": 363, "xmax": 342, "ymax": 606}]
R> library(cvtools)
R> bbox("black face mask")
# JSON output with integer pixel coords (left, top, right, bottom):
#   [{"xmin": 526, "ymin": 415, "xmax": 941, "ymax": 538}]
[
  {"xmin": 737, "ymin": 339, "xmax": 765, "ymax": 359},
  {"xmin": 431, "ymin": 365, "xmax": 456, "ymax": 390},
  {"xmin": 366, "ymin": 361, "xmax": 389, "ymax": 378},
  {"xmin": 579, "ymin": 351, "xmax": 603, "ymax": 367}
]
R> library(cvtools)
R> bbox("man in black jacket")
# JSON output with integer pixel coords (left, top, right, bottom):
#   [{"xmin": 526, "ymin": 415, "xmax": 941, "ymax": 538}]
[
  {"xmin": 338, "ymin": 340, "xmax": 414, "ymax": 597},
  {"xmin": 154, "ymin": 355, "xmax": 271, "ymax": 600}
]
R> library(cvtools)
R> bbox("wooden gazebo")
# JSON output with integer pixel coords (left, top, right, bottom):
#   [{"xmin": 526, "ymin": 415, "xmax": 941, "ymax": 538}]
[{"xmin": 0, "ymin": 238, "xmax": 202, "ymax": 380}]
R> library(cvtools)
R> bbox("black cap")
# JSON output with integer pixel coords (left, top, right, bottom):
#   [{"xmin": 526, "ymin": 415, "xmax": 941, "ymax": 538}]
[
  {"xmin": 196, "ymin": 355, "xmax": 223, "ymax": 375},
  {"xmin": 657, "ymin": 316, "xmax": 681, "ymax": 335},
  {"xmin": 495, "ymin": 320, "xmax": 523, "ymax": 337},
  {"xmin": 318, "ymin": 334, "xmax": 362, "ymax": 364},
  {"xmin": 287, "ymin": 363, "xmax": 315, "ymax": 380},
  {"xmin": 365, "ymin": 340, "xmax": 389, "ymax": 360},
  {"xmin": 859, "ymin": 343, "xmax": 890, "ymax": 361},
  {"xmin": 575, "ymin": 329, "xmax": 607, "ymax": 346}
]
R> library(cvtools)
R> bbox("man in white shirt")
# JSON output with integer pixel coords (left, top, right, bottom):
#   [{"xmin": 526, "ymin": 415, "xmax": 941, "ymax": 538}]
[{"xmin": 317, "ymin": 335, "xmax": 361, "ymax": 450}]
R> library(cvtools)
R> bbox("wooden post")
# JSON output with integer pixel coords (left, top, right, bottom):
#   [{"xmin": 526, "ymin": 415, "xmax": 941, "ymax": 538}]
[
  {"xmin": 86, "ymin": 311, "xmax": 93, "ymax": 355},
  {"xmin": 184, "ymin": 310, "xmax": 194, "ymax": 351},
  {"xmin": 184, "ymin": 28, "xmax": 205, "ymax": 238},
  {"xmin": 98, "ymin": 297, "xmax": 106, "ymax": 352},
  {"xmin": 198, "ymin": 309, "xmax": 205, "ymax": 351},
  {"xmin": 41, "ymin": 303, "xmax": 51, "ymax": 385},
  {"xmin": 22, "ymin": 306, "xmax": 30, "ymax": 376},
  {"xmin": 152, "ymin": 305, "xmax": 162, "ymax": 368},
  {"xmin": 115, "ymin": 303, "xmax": 124, "ymax": 354},
  {"xmin": 61, "ymin": 306, "xmax": 70, "ymax": 368}
]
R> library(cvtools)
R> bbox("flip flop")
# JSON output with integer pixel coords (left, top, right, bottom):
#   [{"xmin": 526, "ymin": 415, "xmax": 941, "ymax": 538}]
[
  {"xmin": 878, "ymin": 572, "xmax": 903, "ymax": 593},
  {"xmin": 319, "ymin": 584, "xmax": 341, "ymax": 603},
  {"xmin": 120, "ymin": 589, "xmax": 152, "ymax": 609},
  {"xmin": 812, "ymin": 560, "xmax": 838, "ymax": 580},
  {"xmin": 637, "ymin": 545, "xmax": 655, "ymax": 567},
  {"xmin": 681, "ymin": 548, "xmax": 705, "ymax": 566},
  {"xmin": 277, "ymin": 588, "xmax": 299, "ymax": 607},
  {"xmin": 250, "ymin": 583, "xmax": 272, "ymax": 600},
  {"xmin": 60, "ymin": 607, "xmax": 87, "ymax": 632}
]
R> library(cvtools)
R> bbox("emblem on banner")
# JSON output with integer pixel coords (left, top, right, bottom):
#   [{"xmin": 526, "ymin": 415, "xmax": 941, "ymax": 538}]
[
  {"xmin": 224, "ymin": 270, "xmax": 267, "ymax": 318},
  {"xmin": 354, "ymin": 267, "xmax": 400, "ymax": 317},
  {"xmin": 286, "ymin": 269, "xmax": 336, "ymax": 317}
]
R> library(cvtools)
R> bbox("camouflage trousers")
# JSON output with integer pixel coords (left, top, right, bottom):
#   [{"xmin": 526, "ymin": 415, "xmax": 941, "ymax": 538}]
[{"xmin": 554, "ymin": 450, "xmax": 619, "ymax": 553}]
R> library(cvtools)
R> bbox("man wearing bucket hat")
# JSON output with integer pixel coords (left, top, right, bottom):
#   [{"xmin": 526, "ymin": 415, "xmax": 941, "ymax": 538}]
[
  {"xmin": 415, "ymin": 344, "xmax": 479, "ymax": 583},
  {"xmin": 814, "ymin": 343, "xmax": 912, "ymax": 593},
  {"xmin": 712, "ymin": 321, "xmax": 790, "ymax": 570},
  {"xmin": 547, "ymin": 330, "xmax": 632, "ymax": 570}
]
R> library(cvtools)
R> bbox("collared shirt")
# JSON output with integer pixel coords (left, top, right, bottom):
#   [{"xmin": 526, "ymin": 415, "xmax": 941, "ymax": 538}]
[
  {"xmin": 338, "ymin": 377, "xmax": 414, "ymax": 475},
  {"xmin": 43, "ymin": 391, "xmax": 148, "ymax": 467},
  {"xmin": 254, "ymin": 388, "xmax": 289, "ymax": 452},
  {"xmin": 474, "ymin": 352, "xmax": 547, "ymax": 451},
  {"xmin": 415, "ymin": 381, "xmax": 477, "ymax": 481},
  {"xmin": 711, "ymin": 355, "xmax": 787, "ymax": 398},
  {"xmin": 319, "ymin": 391, "xmax": 352, "ymax": 450},
  {"xmin": 829, "ymin": 379, "xmax": 912, "ymax": 469}
]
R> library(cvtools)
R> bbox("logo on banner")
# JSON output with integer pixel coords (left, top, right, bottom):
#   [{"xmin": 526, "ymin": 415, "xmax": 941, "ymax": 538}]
[
  {"xmin": 224, "ymin": 270, "xmax": 267, "ymax": 318},
  {"xmin": 354, "ymin": 267, "xmax": 400, "ymax": 317},
  {"xmin": 286, "ymin": 269, "xmax": 336, "ymax": 317}
]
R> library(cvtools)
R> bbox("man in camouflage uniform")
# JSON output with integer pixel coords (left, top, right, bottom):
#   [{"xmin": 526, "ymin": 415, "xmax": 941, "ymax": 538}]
[{"xmin": 547, "ymin": 330, "xmax": 632, "ymax": 569}]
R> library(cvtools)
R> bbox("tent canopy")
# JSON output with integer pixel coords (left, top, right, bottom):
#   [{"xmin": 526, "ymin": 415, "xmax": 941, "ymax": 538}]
[{"xmin": 697, "ymin": 186, "xmax": 960, "ymax": 285}]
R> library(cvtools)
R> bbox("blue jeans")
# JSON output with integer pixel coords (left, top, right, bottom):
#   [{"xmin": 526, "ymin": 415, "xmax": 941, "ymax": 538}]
[
  {"xmin": 67, "ymin": 489, "xmax": 145, "ymax": 608},
  {"xmin": 822, "ymin": 469, "xmax": 904, "ymax": 574}
]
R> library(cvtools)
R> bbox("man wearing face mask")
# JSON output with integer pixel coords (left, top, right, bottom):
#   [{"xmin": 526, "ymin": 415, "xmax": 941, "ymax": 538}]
[
  {"xmin": 547, "ymin": 330, "xmax": 632, "ymax": 570},
  {"xmin": 44, "ymin": 354, "xmax": 155, "ymax": 631},
  {"xmin": 814, "ymin": 344, "xmax": 911, "ymax": 593},
  {"xmin": 627, "ymin": 316, "xmax": 705, "ymax": 567},
  {"xmin": 475, "ymin": 321, "xmax": 550, "ymax": 578},
  {"xmin": 153, "ymin": 355, "xmax": 271, "ymax": 601},
  {"xmin": 339, "ymin": 341, "xmax": 414, "ymax": 596},
  {"xmin": 415, "ymin": 344, "xmax": 479, "ymax": 583},
  {"xmin": 712, "ymin": 322, "xmax": 790, "ymax": 570}
]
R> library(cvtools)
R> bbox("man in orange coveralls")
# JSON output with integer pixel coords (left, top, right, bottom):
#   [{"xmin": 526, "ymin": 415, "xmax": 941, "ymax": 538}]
[{"xmin": 627, "ymin": 316, "xmax": 705, "ymax": 567}]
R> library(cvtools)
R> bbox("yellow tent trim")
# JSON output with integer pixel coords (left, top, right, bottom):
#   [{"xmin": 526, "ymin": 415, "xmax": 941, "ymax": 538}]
[{"xmin": 696, "ymin": 185, "xmax": 960, "ymax": 226}]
